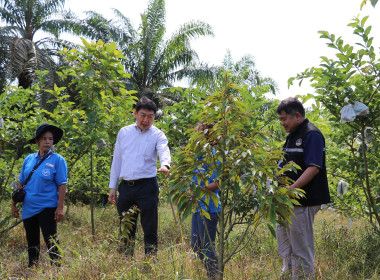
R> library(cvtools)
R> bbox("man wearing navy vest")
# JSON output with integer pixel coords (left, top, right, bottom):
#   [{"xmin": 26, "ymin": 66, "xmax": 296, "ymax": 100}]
[{"xmin": 276, "ymin": 97, "xmax": 330, "ymax": 279}]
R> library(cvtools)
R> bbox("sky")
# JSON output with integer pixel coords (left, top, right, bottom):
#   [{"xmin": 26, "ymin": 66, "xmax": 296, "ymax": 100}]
[{"xmin": 65, "ymin": 0, "xmax": 380, "ymax": 99}]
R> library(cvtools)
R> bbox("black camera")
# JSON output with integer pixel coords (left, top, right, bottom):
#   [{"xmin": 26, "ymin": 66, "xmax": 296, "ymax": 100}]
[{"xmin": 12, "ymin": 188, "xmax": 25, "ymax": 203}]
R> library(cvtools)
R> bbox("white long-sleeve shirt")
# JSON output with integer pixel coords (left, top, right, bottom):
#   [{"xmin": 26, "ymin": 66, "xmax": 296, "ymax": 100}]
[{"xmin": 108, "ymin": 123, "xmax": 171, "ymax": 189}]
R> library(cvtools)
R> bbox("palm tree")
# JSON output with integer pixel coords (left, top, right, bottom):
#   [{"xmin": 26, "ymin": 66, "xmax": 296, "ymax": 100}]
[
  {"xmin": 223, "ymin": 51, "xmax": 278, "ymax": 94},
  {"xmin": 0, "ymin": 41, "xmax": 8, "ymax": 92},
  {"xmin": 190, "ymin": 50, "xmax": 278, "ymax": 95},
  {"xmin": 0, "ymin": 0, "xmax": 82, "ymax": 95},
  {"xmin": 80, "ymin": 0, "xmax": 214, "ymax": 108}
]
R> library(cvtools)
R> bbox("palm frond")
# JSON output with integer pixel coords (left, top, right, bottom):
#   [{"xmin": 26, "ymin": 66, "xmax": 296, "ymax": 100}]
[
  {"xmin": 140, "ymin": 0, "xmax": 166, "ymax": 79},
  {"xmin": 175, "ymin": 64, "xmax": 219, "ymax": 85},
  {"xmin": 79, "ymin": 11, "xmax": 124, "ymax": 43},
  {"xmin": 0, "ymin": 0, "xmax": 22, "ymax": 26},
  {"xmin": 112, "ymin": 8, "xmax": 136, "ymax": 42},
  {"xmin": 171, "ymin": 20, "xmax": 214, "ymax": 40},
  {"xmin": 38, "ymin": 0, "xmax": 65, "ymax": 17},
  {"xmin": 0, "ymin": 25, "xmax": 18, "ymax": 37},
  {"xmin": 9, "ymin": 38, "xmax": 52, "ymax": 80},
  {"xmin": 222, "ymin": 50, "xmax": 234, "ymax": 70}
]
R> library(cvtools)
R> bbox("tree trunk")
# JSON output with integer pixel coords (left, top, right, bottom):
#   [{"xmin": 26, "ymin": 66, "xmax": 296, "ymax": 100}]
[
  {"xmin": 90, "ymin": 150, "xmax": 95, "ymax": 236},
  {"xmin": 360, "ymin": 128, "xmax": 380, "ymax": 227},
  {"xmin": 217, "ymin": 188, "xmax": 225, "ymax": 280},
  {"xmin": 1, "ymin": 154, "xmax": 18, "ymax": 197}
]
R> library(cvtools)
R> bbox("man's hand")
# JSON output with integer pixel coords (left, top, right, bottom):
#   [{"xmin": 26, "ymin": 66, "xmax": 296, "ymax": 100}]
[
  {"xmin": 205, "ymin": 181, "xmax": 219, "ymax": 191},
  {"xmin": 157, "ymin": 165, "xmax": 170, "ymax": 175},
  {"xmin": 11, "ymin": 202, "xmax": 20, "ymax": 218},
  {"xmin": 55, "ymin": 207, "xmax": 64, "ymax": 222},
  {"xmin": 288, "ymin": 185, "xmax": 298, "ymax": 190},
  {"xmin": 109, "ymin": 188, "xmax": 117, "ymax": 205},
  {"xmin": 285, "ymin": 166, "xmax": 320, "ymax": 191}
]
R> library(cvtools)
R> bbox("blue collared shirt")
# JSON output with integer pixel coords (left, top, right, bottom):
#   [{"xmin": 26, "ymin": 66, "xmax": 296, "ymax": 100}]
[
  {"xmin": 192, "ymin": 157, "xmax": 221, "ymax": 213},
  {"xmin": 19, "ymin": 151, "xmax": 68, "ymax": 219},
  {"xmin": 108, "ymin": 123, "xmax": 171, "ymax": 189}
]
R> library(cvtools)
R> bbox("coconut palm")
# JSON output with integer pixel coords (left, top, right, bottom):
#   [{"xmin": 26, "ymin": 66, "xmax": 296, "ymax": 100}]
[
  {"xmin": 80, "ymin": 0, "xmax": 214, "ymax": 108},
  {"xmin": 0, "ymin": 0, "xmax": 82, "ymax": 95}
]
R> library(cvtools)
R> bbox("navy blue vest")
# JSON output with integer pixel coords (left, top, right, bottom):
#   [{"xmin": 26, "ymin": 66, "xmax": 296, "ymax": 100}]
[{"xmin": 282, "ymin": 119, "xmax": 330, "ymax": 206}]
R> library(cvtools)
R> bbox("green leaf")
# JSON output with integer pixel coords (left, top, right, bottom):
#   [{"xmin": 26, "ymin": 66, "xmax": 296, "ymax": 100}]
[
  {"xmin": 267, "ymin": 223, "xmax": 276, "ymax": 238},
  {"xmin": 200, "ymin": 208, "xmax": 211, "ymax": 220},
  {"xmin": 181, "ymin": 204, "xmax": 194, "ymax": 222},
  {"xmin": 360, "ymin": 16, "xmax": 369, "ymax": 27},
  {"xmin": 366, "ymin": 37, "xmax": 374, "ymax": 47},
  {"xmin": 364, "ymin": 26, "xmax": 372, "ymax": 36},
  {"xmin": 86, "ymin": 70, "xmax": 95, "ymax": 76},
  {"xmin": 209, "ymin": 191, "xmax": 220, "ymax": 210}
]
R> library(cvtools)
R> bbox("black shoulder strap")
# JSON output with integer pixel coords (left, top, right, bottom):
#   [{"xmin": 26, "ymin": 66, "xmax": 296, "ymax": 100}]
[{"xmin": 23, "ymin": 151, "xmax": 52, "ymax": 186}]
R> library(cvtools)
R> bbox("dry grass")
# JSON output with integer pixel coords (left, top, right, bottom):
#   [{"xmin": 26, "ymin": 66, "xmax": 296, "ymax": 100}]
[{"xmin": 0, "ymin": 203, "xmax": 378, "ymax": 280}]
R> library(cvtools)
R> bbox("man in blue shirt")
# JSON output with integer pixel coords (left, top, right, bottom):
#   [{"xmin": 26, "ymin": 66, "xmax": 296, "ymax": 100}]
[
  {"xmin": 276, "ymin": 97, "xmax": 330, "ymax": 279},
  {"xmin": 190, "ymin": 123, "xmax": 221, "ymax": 280}
]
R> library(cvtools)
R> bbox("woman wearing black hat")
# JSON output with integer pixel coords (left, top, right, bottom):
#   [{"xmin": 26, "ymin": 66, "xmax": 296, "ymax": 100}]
[{"xmin": 11, "ymin": 123, "xmax": 67, "ymax": 267}]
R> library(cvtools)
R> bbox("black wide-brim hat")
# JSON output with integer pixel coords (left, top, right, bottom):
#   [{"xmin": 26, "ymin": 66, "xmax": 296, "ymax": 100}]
[{"xmin": 29, "ymin": 123, "xmax": 63, "ymax": 145}]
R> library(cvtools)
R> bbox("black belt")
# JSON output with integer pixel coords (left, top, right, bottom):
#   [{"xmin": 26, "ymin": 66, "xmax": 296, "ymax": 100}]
[{"xmin": 122, "ymin": 177, "xmax": 153, "ymax": 186}]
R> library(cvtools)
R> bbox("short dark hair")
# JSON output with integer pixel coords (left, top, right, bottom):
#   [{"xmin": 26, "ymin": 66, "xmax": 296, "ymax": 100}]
[
  {"xmin": 276, "ymin": 97, "xmax": 305, "ymax": 117},
  {"xmin": 135, "ymin": 97, "xmax": 157, "ymax": 114}
]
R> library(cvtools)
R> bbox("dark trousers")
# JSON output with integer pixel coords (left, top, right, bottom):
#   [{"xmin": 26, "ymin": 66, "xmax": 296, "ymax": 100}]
[
  {"xmin": 23, "ymin": 207, "xmax": 60, "ymax": 267},
  {"xmin": 191, "ymin": 212, "xmax": 219, "ymax": 278},
  {"xmin": 117, "ymin": 177, "xmax": 159, "ymax": 255}
]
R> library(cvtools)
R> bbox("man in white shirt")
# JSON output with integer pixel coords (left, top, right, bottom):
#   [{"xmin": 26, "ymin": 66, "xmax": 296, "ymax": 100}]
[{"xmin": 108, "ymin": 97, "xmax": 171, "ymax": 256}]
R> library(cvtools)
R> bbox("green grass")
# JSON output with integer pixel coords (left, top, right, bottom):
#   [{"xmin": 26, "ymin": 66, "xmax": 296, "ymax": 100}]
[{"xmin": 0, "ymin": 202, "xmax": 379, "ymax": 279}]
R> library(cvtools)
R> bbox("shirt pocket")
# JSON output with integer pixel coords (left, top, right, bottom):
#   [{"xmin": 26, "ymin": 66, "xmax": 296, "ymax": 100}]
[
  {"xmin": 40, "ymin": 166, "xmax": 55, "ymax": 180},
  {"xmin": 38, "ymin": 166, "xmax": 56, "ymax": 193},
  {"xmin": 144, "ymin": 142, "xmax": 156, "ymax": 158}
]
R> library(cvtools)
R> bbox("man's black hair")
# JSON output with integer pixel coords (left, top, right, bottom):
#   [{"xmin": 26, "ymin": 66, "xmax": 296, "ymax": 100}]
[
  {"xmin": 276, "ymin": 97, "xmax": 305, "ymax": 117},
  {"xmin": 135, "ymin": 96, "xmax": 157, "ymax": 114}
]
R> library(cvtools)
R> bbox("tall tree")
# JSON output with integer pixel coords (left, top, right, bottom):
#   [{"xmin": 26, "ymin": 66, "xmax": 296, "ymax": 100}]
[
  {"xmin": 0, "ymin": 0, "xmax": 81, "ymax": 95},
  {"xmin": 190, "ymin": 50, "xmax": 278, "ymax": 95},
  {"xmin": 80, "ymin": 0, "xmax": 214, "ymax": 108},
  {"xmin": 290, "ymin": 16, "xmax": 380, "ymax": 230},
  {"xmin": 168, "ymin": 74, "xmax": 299, "ymax": 279}
]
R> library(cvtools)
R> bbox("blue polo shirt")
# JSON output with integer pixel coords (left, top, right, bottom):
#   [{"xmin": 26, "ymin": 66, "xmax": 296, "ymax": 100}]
[
  {"xmin": 19, "ymin": 151, "xmax": 68, "ymax": 220},
  {"xmin": 192, "ymin": 157, "xmax": 221, "ymax": 213}
]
